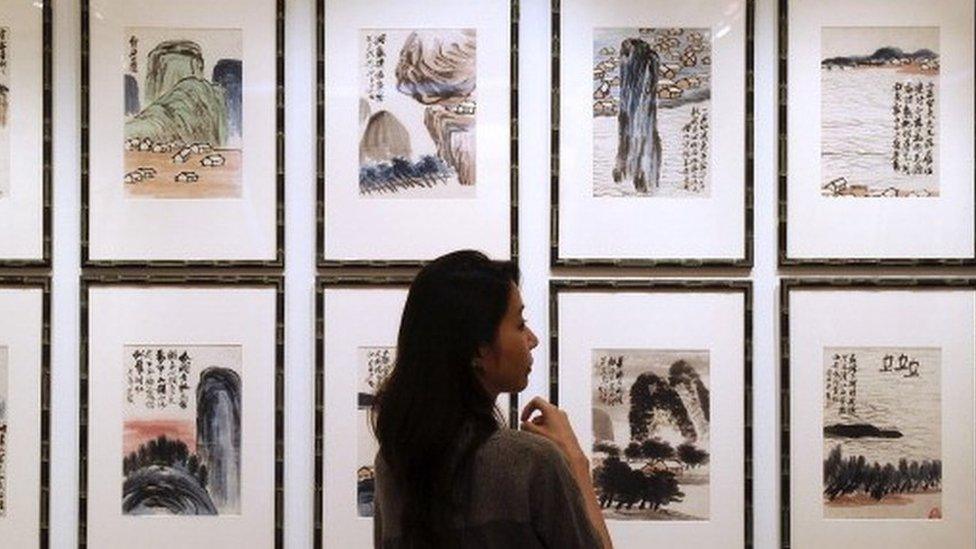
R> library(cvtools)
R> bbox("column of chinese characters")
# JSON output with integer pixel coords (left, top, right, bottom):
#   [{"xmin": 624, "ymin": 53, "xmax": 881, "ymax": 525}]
[
  {"xmin": 0, "ymin": 28, "xmax": 8, "ymax": 75},
  {"xmin": 364, "ymin": 33, "xmax": 386, "ymax": 102},
  {"xmin": 366, "ymin": 347, "xmax": 395, "ymax": 392},
  {"xmin": 681, "ymin": 106, "xmax": 709, "ymax": 193},
  {"xmin": 128, "ymin": 35, "xmax": 138, "ymax": 73},
  {"xmin": 892, "ymin": 81, "xmax": 935, "ymax": 176},
  {"xmin": 826, "ymin": 353, "xmax": 858, "ymax": 414},
  {"xmin": 596, "ymin": 354, "xmax": 624, "ymax": 406},
  {"xmin": 126, "ymin": 348, "xmax": 192, "ymax": 409}
]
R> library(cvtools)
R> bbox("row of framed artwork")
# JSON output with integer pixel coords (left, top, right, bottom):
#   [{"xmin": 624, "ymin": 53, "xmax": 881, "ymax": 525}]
[
  {"xmin": 1, "ymin": 275, "xmax": 973, "ymax": 548},
  {"xmin": 1, "ymin": 0, "xmax": 973, "ymax": 267}
]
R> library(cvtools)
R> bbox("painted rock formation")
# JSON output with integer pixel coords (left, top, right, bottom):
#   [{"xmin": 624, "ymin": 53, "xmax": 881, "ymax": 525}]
[
  {"xmin": 613, "ymin": 38, "xmax": 662, "ymax": 194},
  {"xmin": 213, "ymin": 59, "xmax": 242, "ymax": 138},
  {"xmin": 360, "ymin": 110, "xmax": 412, "ymax": 164},
  {"xmin": 423, "ymin": 107, "xmax": 475, "ymax": 186},
  {"xmin": 122, "ymin": 464, "xmax": 218, "ymax": 515},
  {"xmin": 196, "ymin": 367, "xmax": 241, "ymax": 513},
  {"xmin": 395, "ymin": 29, "xmax": 476, "ymax": 105}
]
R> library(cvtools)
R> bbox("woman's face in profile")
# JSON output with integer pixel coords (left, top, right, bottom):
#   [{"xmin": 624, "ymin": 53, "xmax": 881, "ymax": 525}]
[{"xmin": 478, "ymin": 284, "xmax": 539, "ymax": 396}]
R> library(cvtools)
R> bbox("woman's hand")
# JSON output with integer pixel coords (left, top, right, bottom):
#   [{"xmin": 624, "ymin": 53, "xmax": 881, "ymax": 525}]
[
  {"xmin": 520, "ymin": 396, "xmax": 613, "ymax": 549},
  {"xmin": 519, "ymin": 396, "xmax": 587, "ymax": 465}
]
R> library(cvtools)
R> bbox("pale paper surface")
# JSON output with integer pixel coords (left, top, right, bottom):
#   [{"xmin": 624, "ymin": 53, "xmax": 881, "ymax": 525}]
[
  {"xmin": 0, "ymin": 0, "xmax": 44, "ymax": 260},
  {"xmin": 87, "ymin": 286, "xmax": 277, "ymax": 548},
  {"xmin": 0, "ymin": 288, "xmax": 43, "ymax": 547},
  {"xmin": 87, "ymin": 0, "xmax": 277, "ymax": 261},
  {"xmin": 788, "ymin": 288, "xmax": 975, "ymax": 547},
  {"xmin": 559, "ymin": 0, "xmax": 747, "ymax": 260},
  {"xmin": 557, "ymin": 289, "xmax": 746, "ymax": 548},
  {"xmin": 322, "ymin": 0, "xmax": 511, "ymax": 261},
  {"xmin": 786, "ymin": 0, "xmax": 975, "ymax": 259}
]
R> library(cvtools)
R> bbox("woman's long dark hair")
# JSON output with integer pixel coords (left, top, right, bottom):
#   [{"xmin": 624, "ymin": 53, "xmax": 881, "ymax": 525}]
[{"xmin": 372, "ymin": 250, "xmax": 519, "ymax": 546}]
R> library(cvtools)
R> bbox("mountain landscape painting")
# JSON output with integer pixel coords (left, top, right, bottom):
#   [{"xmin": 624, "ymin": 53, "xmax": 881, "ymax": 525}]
[
  {"xmin": 122, "ymin": 345, "xmax": 242, "ymax": 516},
  {"xmin": 356, "ymin": 346, "xmax": 395, "ymax": 517},
  {"xmin": 359, "ymin": 29, "xmax": 476, "ymax": 198},
  {"xmin": 0, "ymin": 27, "xmax": 10, "ymax": 198},
  {"xmin": 821, "ymin": 27, "xmax": 940, "ymax": 198},
  {"xmin": 0, "ymin": 347, "xmax": 7, "ymax": 516},
  {"xmin": 592, "ymin": 28, "xmax": 711, "ymax": 198},
  {"xmin": 123, "ymin": 28, "xmax": 242, "ymax": 199},
  {"xmin": 591, "ymin": 349, "xmax": 710, "ymax": 520},
  {"xmin": 822, "ymin": 347, "xmax": 941, "ymax": 519}
]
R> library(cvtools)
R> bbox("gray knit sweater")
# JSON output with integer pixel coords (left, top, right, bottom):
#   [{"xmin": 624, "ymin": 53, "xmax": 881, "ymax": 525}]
[{"xmin": 373, "ymin": 428, "xmax": 601, "ymax": 548}]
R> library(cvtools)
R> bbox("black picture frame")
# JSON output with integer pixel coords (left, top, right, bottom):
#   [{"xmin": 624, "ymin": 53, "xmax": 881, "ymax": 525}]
[
  {"xmin": 314, "ymin": 276, "xmax": 411, "ymax": 548},
  {"xmin": 779, "ymin": 277, "xmax": 976, "ymax": 547},
  {"xmin": 777, "ymin": 0, "xmax": 976, "ymax": 266},
  {"xmin": 0, "ymin": 276, "xmax": 51, "ymax": 547},
  {"xmin": 314, "ymin": 275, "xmax": 519, "ymax": 546},
  {"xmin": 549, "ymin": 278, "xmax": 753, "ymax": 547},
  {"xmin": 0, "ymin": 1, "xmax": 52, "ymax": 268},
  {"xmin": 315, "ymin": 0, "xmax": 519, "ymax": 268},
  {"xmin": 78, "ymin": 275, "xmax": 284, "ymax": 548},
  {"xmin": 79, "ymin": 0, "xmax": 286, "ymax": 268},
  {"xmin": 550, "ymin": 0, "xmax": 755, "ymax": 268}
]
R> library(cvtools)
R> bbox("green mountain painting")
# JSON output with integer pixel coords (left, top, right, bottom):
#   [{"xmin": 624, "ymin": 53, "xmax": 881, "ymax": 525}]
[{"xmin": 123, "ymin": 28, "xmax": 242, "ymax": 199}]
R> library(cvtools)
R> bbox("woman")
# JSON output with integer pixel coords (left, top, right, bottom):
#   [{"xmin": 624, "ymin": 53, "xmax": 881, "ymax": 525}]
[{"xmin": 372, "ymin": 250, "xmax": 613, "ymax": 548}]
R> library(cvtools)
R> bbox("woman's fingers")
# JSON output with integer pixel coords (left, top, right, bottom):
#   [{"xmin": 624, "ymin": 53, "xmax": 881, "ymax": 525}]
[
  {"xmin": 520, "ymin": 420, "xmax": 544, "ymax": 435},
  {"xmin": 520, "ymin": 395, "xmax": 553, "ymax": 422}
]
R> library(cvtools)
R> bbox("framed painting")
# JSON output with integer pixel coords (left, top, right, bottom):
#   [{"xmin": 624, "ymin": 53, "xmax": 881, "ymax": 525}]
[
  {"xmin": 0, "ymin": 277, "xmax": 49, "ymax": 548},
  {"xmin": 317, "ymin": 0, "xmax": 517, "ymax": 267},
  {"xmin": 0, "ymin": 1, "xmax": 50, "ymax": 267},
  {"xmin": 551, "ymin": 0, "xmax": 754, "ymax": 267},
  {"xmin": 80, "ymin": 277, "xmax": 283, "ymax": 548},
  {"xmin": 779, "ymin": 0, "xmax": 975, "ymax": 265},
  {"xmin": 81, "ymin": 0, "xmax": 284, "ymax": 267},
  {"xmin": 550, "ymin": 279, "xmax": 752, "ymax": 547},
  {"xmin": 315, "ymin": 276, "xmax": 516, "ymax": 547},
  {"xmin": 315, "ymin": 277, "xmax": 411, "ymax": 548},
  {"xmin": 780, "ymin": 279, "xmax": 976, "ymax": 547}
]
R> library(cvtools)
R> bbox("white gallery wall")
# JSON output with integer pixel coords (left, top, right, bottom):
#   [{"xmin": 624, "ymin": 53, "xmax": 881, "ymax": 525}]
[{"xmin": 31, "ymin": 0, "xmax": 972, "ymax": 547}]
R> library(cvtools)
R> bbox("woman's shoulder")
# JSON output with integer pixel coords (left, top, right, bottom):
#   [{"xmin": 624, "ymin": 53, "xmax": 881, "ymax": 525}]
[{"xmin": 480, "ymin": 428, "xmax": 567, "ymax": 465}]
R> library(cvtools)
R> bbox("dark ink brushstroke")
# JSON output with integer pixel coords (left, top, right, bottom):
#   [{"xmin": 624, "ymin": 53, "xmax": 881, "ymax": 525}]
[
  {"xmin": 822, "ymin": 47, "xmax": 938, "ymax": 68},
  {"xmin": 824, "ymin": 423, "xmax": 903, "ymax": 439},
  {"xmin": 124, "ymin": 74, "xmax": 141, "ymax": 116},
  {"xmin": 613, "ymin": 38, "xmax": 662, "ymax": 193},
  {"xmin": 628, "ymin": 373, "xmax": 697, "ymax": 442},
  {"xmin": 122, "ymin": 464, "xmax": 218, "ymax": 515},
  {"xmin": 824, "ymin": 445, "xmax": 941, "ymax": 501},
  {"xmin": 0, "ymin": 85, "xmax": 8, "ymax": 127},
  {"xmin": 359, "ymin": 155, "xmax": 453, "ymax": 195},
  {"xmin": 213, "ymin": 59, "xmax": 242, "ymax": 139},
  {"xmin": 196, "ymin": 367, "xmax": 241, "ymax": 513}
]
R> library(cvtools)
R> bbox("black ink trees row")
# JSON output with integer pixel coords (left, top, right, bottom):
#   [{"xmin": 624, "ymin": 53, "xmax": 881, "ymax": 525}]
[{"xmin": 824, "ymin": 444, "xmax": 942, "ymax": 501}]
